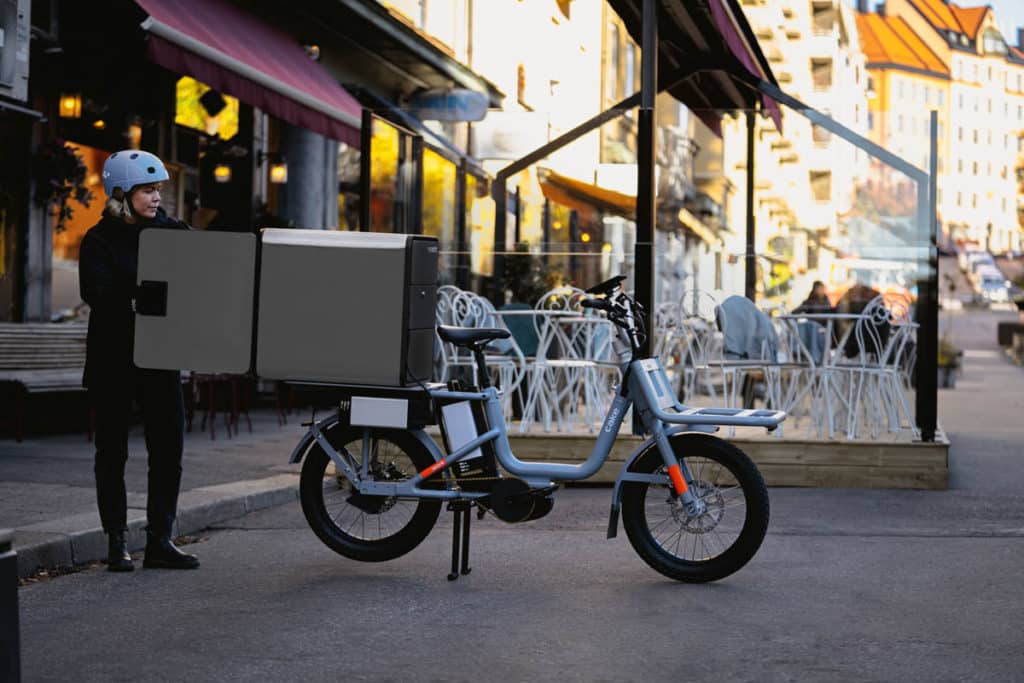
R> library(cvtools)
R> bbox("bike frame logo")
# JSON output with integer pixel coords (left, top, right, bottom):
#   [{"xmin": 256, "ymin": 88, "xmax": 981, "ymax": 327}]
[{"xmin": 604, "ymin": 404, "xmax": 621, "ymax": 433}]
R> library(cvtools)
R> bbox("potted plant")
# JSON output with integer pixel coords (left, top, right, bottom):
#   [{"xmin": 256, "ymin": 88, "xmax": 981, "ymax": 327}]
[
  {"xmin": 31, "ymin": 139, "xmax": 94, "ymax": 233},
  {"xmin": 937, "ymin": 335, "xmax": 962, "ymax": 389}
]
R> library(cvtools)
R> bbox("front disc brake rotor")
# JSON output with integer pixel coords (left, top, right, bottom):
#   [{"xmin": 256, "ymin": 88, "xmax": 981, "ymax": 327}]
[{"xmin": 677, "ymin": 480, "xmax": 726, "ymax": 534}]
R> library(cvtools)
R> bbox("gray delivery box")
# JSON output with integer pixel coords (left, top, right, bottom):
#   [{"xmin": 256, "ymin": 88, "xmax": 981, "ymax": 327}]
[
  {"xmin": 256, "ymin": 229, "xmax": 437, "ymax": 385},
  {"xmin": 134, "ymin": 228, "xmax": 437, "ymax": 386}
]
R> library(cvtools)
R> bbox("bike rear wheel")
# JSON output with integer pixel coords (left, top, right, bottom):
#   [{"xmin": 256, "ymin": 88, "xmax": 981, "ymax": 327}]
[
  {"xmin": 299, "ymin": 425, "xmax": 442, "ymax": 562},
  {"xmin": 620, "ymin": 433, "xmax": 769, "ymax": 583}
]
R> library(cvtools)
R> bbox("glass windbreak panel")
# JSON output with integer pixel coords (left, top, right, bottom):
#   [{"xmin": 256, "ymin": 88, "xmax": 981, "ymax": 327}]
[{"xmin": 422, "ymin": 147, "xmax": 458, "ymax": 283}]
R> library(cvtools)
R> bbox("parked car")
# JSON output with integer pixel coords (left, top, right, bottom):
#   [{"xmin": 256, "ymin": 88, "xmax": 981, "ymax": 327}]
[{"xmin": 975, "ymin": 266, "xmax": 1011, "ymax": 302}]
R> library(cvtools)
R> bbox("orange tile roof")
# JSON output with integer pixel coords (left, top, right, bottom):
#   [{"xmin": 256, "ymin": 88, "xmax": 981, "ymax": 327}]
[
  {"xmin": 910, "ymin": 0, "xmax": 960, "ymax": 32},
  {"xmin": 856, "ymin": 12, "xmax": 949, "ymax": 75},
  {"xmin": 949, "ymin": 5, "xmax": 988, "ymax": 39},
  {"xmin": 910, "ymin": 0, "xmax": 990, "ymax": 39}
]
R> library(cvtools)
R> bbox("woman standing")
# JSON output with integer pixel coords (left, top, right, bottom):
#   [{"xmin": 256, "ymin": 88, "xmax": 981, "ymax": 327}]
[{"xmin": 79, "ymin": 150, "xmax": 197, "ymax": 571}]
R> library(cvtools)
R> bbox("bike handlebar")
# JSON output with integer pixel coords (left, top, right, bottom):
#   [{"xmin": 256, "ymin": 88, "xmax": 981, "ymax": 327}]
[{"xmin": 580, "ymin": 298, "xmax": 611, "ymax": 311}]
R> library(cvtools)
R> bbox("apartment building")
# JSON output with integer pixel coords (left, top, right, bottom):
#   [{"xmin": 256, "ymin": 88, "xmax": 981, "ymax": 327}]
[
  {"xmin": 861, "ymin": 0, "xmax": 1024, "ymax": 254},
  {"xmin": 729, "ymin": 0, "xmax": 870, "ymax": 305}
]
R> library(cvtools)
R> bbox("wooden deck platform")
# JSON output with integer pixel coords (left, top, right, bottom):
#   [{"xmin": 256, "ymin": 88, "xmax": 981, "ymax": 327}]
[{"xmin": 501, "ymin": 427, "xmax": 949, "ymax": 490}]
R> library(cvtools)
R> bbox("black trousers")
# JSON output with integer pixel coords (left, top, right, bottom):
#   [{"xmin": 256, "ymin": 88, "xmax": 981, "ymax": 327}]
[{"xmin": 90, "ymin": 369, "xmax": 184, "ymax": 537}]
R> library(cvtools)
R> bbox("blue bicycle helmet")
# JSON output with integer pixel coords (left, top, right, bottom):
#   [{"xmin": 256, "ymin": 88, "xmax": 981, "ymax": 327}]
[{"xmin": 102, "ymin": 150, "xmax": 170, "ymax": 196}]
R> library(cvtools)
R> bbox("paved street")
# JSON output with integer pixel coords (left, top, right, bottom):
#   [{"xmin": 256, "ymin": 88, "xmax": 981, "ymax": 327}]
[{"xmin": 13, "ymin": 298, "xmax": 1024, "ymax": 681}]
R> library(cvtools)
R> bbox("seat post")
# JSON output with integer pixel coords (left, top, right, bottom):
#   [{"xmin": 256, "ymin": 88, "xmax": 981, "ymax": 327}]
[{"xmin": 471, "ymin": 345, "xmax": 491, "ymax": 389}]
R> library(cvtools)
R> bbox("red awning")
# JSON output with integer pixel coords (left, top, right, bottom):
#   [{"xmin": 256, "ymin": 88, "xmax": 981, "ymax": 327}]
[
  {"xmin": 136, "ymin": 0, "xmax": 362, "ymax": 146},
  {"xmin": 709, "ymin": 0, "xmax": 783, "ymax": 133}
]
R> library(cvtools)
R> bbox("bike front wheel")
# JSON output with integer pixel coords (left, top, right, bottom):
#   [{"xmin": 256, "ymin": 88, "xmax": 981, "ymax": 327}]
[
  {"xmin": 299, "ymin": 425, "xmax": 442, "ymax": 563},
  {"xmin": 620, "ymin": 433, "xmax": 769, "ymax": 583}
]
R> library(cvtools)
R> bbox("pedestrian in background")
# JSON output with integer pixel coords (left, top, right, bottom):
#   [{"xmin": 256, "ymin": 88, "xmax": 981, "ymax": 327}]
[
  {"xmin": 794, "ymin": 280, "xmax": 835, "ymax": 316},
  {"xmin": 79, "ymin": 150, "xmax": 198, "ymax": 572}
]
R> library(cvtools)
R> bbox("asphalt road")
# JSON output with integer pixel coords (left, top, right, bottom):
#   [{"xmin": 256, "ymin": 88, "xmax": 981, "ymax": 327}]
[
  {"xmin": 16, "ymin": 305, "xmax": 1024, "ymax": 682},
  {"xmin": 18, "ymin": 482, "xmax": 1024, "ymax": 682}
]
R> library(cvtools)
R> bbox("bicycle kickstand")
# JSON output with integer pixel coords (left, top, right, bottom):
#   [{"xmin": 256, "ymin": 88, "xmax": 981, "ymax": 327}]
[{"xmin": 446, "ymin": 500, "xmax": 473, "ymax": 581}]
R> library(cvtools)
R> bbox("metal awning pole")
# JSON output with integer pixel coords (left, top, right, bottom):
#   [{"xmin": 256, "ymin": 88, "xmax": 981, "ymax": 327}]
[
  {"xmin": 492, "ymin": 178, "xmax": 507, "ymax": 304},
  {"xmin": 744, "ymin": 103, "xmax": 757, "ymax": 301},
  {"xmin": 633, "ymin": 0, "xmax": 657, "ymax": 435},
  {"xmin": 635, "ymin": 0, "xmax": 657, "ymax": 349},
  {"xmin": 916, "ymin": 111, "xmax": 939, "ymax": 442}
]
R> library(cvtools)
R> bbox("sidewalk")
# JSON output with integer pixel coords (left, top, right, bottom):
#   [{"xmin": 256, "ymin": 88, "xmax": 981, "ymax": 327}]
[{"xmin": 0, "ymin": 408, "xmax": 310, "ymax": 578}]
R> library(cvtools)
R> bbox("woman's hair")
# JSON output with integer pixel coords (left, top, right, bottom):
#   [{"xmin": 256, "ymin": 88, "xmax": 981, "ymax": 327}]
[{"xmin": 104, "ymin": 187, "xmax": 136, "ymax": 222}]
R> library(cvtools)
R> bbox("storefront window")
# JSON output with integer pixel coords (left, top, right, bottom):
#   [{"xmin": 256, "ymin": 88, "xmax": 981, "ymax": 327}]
[
  {"xmin": 422, "ymin": 147, "xmax": 458, "ymax": 282},
  {"xmin": 467, "ymin": 173, "xmax": 494, "ymax": 277},
  {"xmin": 421, "ymin": 148, "xmax": 457, "ymax": 242},
  {"xmin": 369, "ymin": 118, "xmax": 400, "ymax": 232},
  {"xmin": 175, "ymin": 77, "xmax": 239, "ymax": 141}
]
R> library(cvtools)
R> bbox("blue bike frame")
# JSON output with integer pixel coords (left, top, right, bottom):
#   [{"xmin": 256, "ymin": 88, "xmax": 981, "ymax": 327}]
[{"xmin": 288, "ymin": 357, "xmax": 785, "ymax": 534}]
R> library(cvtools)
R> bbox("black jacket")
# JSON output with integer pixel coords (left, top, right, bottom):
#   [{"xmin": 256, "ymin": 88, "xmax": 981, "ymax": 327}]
[{"xmin": 79, "ymin": 208, "xmax": 189, "ymax": 388}]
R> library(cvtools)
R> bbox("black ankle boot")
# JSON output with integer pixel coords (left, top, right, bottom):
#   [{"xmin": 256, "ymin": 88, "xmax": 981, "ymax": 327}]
[
  {"xmin": 107, "ymin": 532, "xmax": 134, "ymax": 572},
  {"xmin": 143, "ymin": 535, "xmax": 199, "ymax": 569}
]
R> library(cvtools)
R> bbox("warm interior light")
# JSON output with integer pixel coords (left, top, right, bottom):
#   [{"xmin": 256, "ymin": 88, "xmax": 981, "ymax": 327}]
[
  {"xmin": 213, "ymin": 164, "xmax": 232, "ymax": 183},
  {"xmin": 59, "ymin": 94, "xmax": 82, "ymax": 118},
  {"xmin": 601, "ymin": 242, "xmax": 612, "ymax": 253},
  {"xmin": 92, "ymin": 119, "xmax": 106, "ymax": 130},
  {"xmin": 552, "ymin": 220, "xmax": 563, "ymax": 230},
  {"xmin": 269, "ymin": 162, "xmax": 288, "ymax": 184},
  {"xmin": 580, "ymin": 232, "xmax": 591, "ymax": 243},
  {"xmin": 127, "ymin": 124, "xmax": 142, "ymax": 147}
]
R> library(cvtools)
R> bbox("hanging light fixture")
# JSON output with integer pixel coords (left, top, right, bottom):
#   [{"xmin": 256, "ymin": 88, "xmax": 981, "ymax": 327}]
[
  {"xmin": 213, "ymin": 163, "xmax": 232, "ymax": 183},
  {"xmin": 269, "ymin": 160, "xmax": 288, "ymax": 184},
  {"xmin": 59, "ymin": 93, "xmax": 82, "ymax": 118}
]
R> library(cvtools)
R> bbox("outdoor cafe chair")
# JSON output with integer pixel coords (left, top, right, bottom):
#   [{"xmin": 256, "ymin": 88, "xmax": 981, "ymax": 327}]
[
  {"xmin": 434, "ymin": 287, "xmax": 527, "ymax": 420},
  {"xmin": 519, "ymin": 286, "xmax": 621, "ymax": 433}
]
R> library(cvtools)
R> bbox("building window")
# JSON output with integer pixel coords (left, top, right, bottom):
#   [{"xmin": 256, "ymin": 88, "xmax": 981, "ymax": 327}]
[
  {"xmin": 867, "ymin": 111, "xmax": 874, "ymax": 129},
  {"xmin": 811, "ymin": 58, "xmax": 832, "ymax": 90},
  {"xmin": 972, "ymin": 194, "xmax": 978, "ymax": 208},
  {"xmin": 938, "ymin": 90, "xmax": 945, "ymax": 107},
  {"xmin": 973, "ymin": 129, "xmax": 979, "ymax": 143},
  {"xmin": 958, "ymin": 126, "xmax": 963, "ymax": 141},
  {"xmin": 958, "ymin": 93, "xmax": 963, "ymax": 109},
  {"xmin": 607, "ymin": 23, "xmax": 620, "ymax": 101},
  {"xmin": 958, "ymin": 158, "xmax": 963, "ymax": 173},
  {"xmin": 624, "ymin": 43, "xmax": 636, "ymax": 95},
  {"xmin": 973, "ymin": 161, "xmax": 978, "ymax": 175},
  {"xmin": 516, "ymin": 63, "xmax": 529, "ymax": 108},
  {"xmin": 809, "ymin": 171, "xmax": 832, "ymax": 202},
  {"xmin": 957, "ymin": 191, "xmax": 962, "ymax": 206},
  {"xmin": 812, "ymin": 123, "xmax": 830, "ymax": 145}
]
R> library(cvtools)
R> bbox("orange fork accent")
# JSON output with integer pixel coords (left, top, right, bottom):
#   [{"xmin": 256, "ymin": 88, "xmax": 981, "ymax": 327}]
[
  {"xmin": 419, "ymin": 459, "xmax": 447, "ymax": 479},
  {"xmin": 667, "ymin": 463, "xmax": 689, "ymax": 495}
]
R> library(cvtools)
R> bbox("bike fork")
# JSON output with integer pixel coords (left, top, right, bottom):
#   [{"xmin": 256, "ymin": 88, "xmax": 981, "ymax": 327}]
[{"xmin": 447, "ymin": 500, "xmax": 473, "ymax": 581}]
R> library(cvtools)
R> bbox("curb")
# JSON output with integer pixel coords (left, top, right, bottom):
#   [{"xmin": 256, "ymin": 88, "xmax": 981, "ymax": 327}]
[{"xmin": 13, "ymin": 474, "xmax": 298, "ymax": 579}]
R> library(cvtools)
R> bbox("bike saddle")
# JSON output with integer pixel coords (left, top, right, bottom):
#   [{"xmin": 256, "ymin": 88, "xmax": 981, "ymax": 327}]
[{"xmin": 437, "ymin": 325, "xmax": 511, "ymax": 348}]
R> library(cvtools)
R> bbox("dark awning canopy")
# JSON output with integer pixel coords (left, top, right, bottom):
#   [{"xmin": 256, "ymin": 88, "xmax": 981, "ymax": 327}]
[
  {"xmin": 607, "ymin": 0, "xmax": 781, "ymax": 132},
  {"xmin": 136, "ymin": 0, "xmax": 363, "ymax": 145},
  {"xmin": 292, "ymin": 0, "xmax": 504, "ymax": 109}
]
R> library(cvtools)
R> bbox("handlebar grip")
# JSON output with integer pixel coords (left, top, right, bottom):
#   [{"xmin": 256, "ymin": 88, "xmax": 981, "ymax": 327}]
[{"xmin": 580, "ymin": 298, "xmax": 609, "ymax": 311}]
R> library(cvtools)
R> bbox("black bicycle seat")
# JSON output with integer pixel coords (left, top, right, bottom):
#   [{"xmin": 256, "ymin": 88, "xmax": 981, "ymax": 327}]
[{"xmin": 437, "ymin": 325, "xmax": 511, "ymax": 347}]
